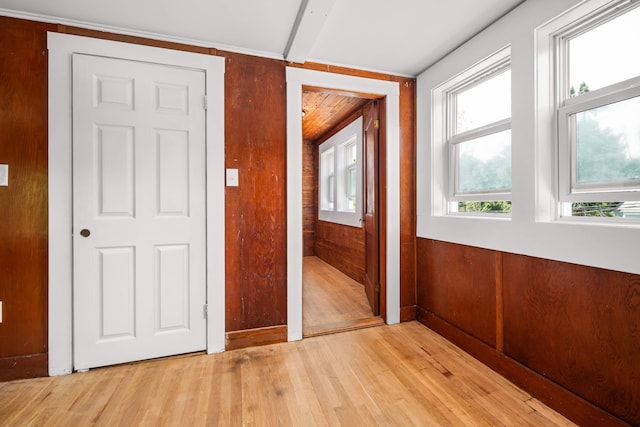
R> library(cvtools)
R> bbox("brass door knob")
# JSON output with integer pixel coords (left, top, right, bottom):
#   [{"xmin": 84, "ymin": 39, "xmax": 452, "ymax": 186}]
[{"xmin": 80, "ymin": 229, "xmax": 91, "ymax": 238}]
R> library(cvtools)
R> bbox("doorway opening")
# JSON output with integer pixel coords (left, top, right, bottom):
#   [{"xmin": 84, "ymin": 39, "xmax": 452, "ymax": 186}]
[
  {"xmin": 301, "ymin": 87, "xmax": 386, "ymax": 337},
  {"xmin": 285, "ymin": 66, "xmax": 400, "ymax": 343}
]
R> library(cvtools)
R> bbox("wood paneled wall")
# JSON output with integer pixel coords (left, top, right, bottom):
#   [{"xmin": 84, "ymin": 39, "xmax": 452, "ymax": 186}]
[
  {"xmin": 0, "ymin": 17, "xmax": 53, "ymax": 381},
  {"xmin": 0, "ymin": 17, "xmax": 417, "ymax": 380},
  {"xmin": 224, "ymin": 52, "xmax": 288, "ymax": 332},
  {"xmin": 416, "ymin": 238, "xmax": 639, "ymax": 426},
  {"xmin": 302, "ymin": 139, "xmax": 317, "ymax": 257},
  {"xmin": 397, "ymin": 78, "xmax": 417, "ymax": 322},
  {"xmin": 309, "ymin": 105, "xmax": 369, "ymax": 284},
  {"xmin": 315, "ymin": 221, "xmax": 365, "ymax": 284}
]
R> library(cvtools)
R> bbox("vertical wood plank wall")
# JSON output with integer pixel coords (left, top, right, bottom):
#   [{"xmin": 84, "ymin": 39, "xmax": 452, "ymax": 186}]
[
  {"xmin": 398, "ymin": 79, "xmax": 417, "ymax": 322},
  {"xmin": 224, "ymin": 52, "xmax": 288, "ymax": 332},
  {"xmin": 0, "ymin": 17, "xmax": 417, "ymax": 380},
  {"xmin": 315, "ymin": 221, "xmax": 365, "ymax": 284},
  {"xmin": 416, "ymin": 238, "xmax": 640, "ymax": 426},
  {"xmin": 309, "ymin": 105, "xmax": 370, "ymax": 285},
  {"xmin": 0, "ymin": 17, "xmax": 52, "ymax": 381},
  {"xmin": 302, "ymin": 139, "xmax": 318, "ymax": 257}
]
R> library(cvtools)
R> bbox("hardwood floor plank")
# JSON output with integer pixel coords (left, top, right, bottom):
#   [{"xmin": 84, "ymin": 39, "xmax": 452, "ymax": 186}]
[
  {"xmin": 303, "ymin": 256, "xmax": 376, "ymax": 336},
  {"xmin": 0, "ymin": 322, "xmax": 576, "ymax": 426}
]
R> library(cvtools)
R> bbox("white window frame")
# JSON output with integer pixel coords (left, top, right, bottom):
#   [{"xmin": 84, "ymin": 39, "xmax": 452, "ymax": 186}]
[
  {"xmin": 554, "ymin": 1, "xmax": 640, "ymax": 205},
  {"xmin": 345, "ymin": 140, "xmax": 357, "ymax": 209},
  {"xmin": 418, "ymin": 0, "xmax": 640, "ymax": 277},
  {"xmin": 432, "ymin": 46, "xmax": 512, "ymax": 216},
  {"xmin": 318, "ymin": 116, "xmax": 363, "ymax": 227}
]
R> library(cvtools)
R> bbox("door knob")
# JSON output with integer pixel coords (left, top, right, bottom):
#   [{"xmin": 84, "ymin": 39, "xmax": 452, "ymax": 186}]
[{"xmin": 80, "ymin": 229, "xmax": 91, "ymax": 238}]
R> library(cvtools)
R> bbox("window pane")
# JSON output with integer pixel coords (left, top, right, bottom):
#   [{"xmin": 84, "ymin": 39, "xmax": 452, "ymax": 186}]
[
  {"xmin": 347, "ymin": 166, "xmax": 356, "ymax": 198},
  {"xmin": 456, "ymin": 69, "xmax": 510, "ymax": 134},
  {"xmin": 570, "ymin": 202, "xmax": 631, "ymax": 217},
  {"xmin": 457, "ymin": 201, "xmax": 511, "ymax": 214},
  {"xmin": 327, "ymin": 175, "xmax": 334, "ymax": 204},
  {"xmin": 346, "ymin": 142, "xmax": 357, "ymax": 165},
  {"xmin": 575, "ymin": 96, "xmax": 640, "ymax": 186},
  {"xmin": 569, "ymin": 6, "xmax": 640, "ymax": 95},
  {"xmin": 457, "ymin": 130, "xmax": 511, "ymax": 193}
]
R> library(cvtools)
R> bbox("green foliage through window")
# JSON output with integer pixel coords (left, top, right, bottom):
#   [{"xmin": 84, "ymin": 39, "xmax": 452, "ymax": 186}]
[
  {"xmin": 458, "ymin": 201, "xmax": 512, "ymax": 214},
  {"xmin": 572, "ymin": 202, "xmax": 622, "ymax": 217}
]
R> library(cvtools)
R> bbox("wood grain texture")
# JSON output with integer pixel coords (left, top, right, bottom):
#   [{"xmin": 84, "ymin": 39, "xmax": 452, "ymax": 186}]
[
  {"xmin": 289, "ymin": 61, "xmax": 395, "ymax": 81},
  {"xmin": 302, "ymin": 139, "xmax": 317, "ymax": 256},
  {"xmin": 417, "ymin": 308, "xmax": 628, "ymax": 427},
  {"xmin": 0, "ymin": 354, "xmax": 48, "ymax": 383},
  {"xmin": 363, "ymin": 100, "xmax": 380, "ymax": 316},
  {"xmin": 302, "ymin": 256, "xmax": 377, "ymax": 337},
  {"xmin": 0, "ymin": 322, "xmax": 575, "ymax": 427},
  {"xmin": 315, "ymin": 221, "xmax": 365, "ymax": 284},
  {"xmin": 225, "ymin": 325, "xmax": 288, "ymax": 351},
  {"xmin": 302, "ymin": 90, "xmax": 368, "ymax": 141},
  {"xmin": 0, "ymin": 17, "xmax": 52, "ymax": 376},
  {"xmin": 416, "ymin": 238, "xmax": 639, "ymax": 426},
  {"xmin": 56, "ymin": 24, "xmax": 216, "ymax": 55},
  {"xmin": 397, "ymin": 77, "xmax": 417, "ymax": 315},
  {"xmin": 0, "ymin": 17, "xmax": 418, "ymax": 382},
  {"xmin": 502, "ymin": 253, "xmax": 640, "ymax": 426},
  {"xmin": 224, "ymin": 52, "xmax": 288, "ymax": 331},
  {"xmin": 416, "ymin": 239, "xmax": 497, "ymax": 348}
]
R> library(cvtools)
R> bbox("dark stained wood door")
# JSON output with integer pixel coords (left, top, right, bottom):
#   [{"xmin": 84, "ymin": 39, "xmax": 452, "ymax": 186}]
[{"xmin": 363, "ymin": 101, "xmax": 380, "ymax": 315}]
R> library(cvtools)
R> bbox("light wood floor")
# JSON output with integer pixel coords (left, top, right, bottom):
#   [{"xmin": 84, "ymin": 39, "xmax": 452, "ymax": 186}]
[
  {"xmin": 303, "ymin": 256, "xmax": 383, "ymax": 337},
  {"xmin": 0, "ymin": 322, "xmax": 575, "ymax": 426}
]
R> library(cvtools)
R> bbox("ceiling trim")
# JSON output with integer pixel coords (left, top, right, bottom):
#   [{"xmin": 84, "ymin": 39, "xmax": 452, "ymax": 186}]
[
  {"xmin": 284, "ymin": 0, "xmax": 337, "ymax": 64},
  {"xmin": 0, "ymin": 8, "xmax": 285, "ymax": 61}
]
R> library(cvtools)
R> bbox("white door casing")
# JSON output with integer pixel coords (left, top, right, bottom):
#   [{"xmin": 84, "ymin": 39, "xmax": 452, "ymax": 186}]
[
  {"xmin": 72, "ymin": 54, "xmax": 207, "ymax": 370},
  {"xmin": 286, "ymin": 67, "xmax": 400, "ymax": 342},
  {"xmin": 48, "ymin": 33, "xmax": 225, "ymax": 376}
]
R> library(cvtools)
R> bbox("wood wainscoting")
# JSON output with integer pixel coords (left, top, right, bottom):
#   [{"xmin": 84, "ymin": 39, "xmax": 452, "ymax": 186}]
[
  {"xmin": 0, "ymin": 15, "xmax": 417, "ymax": 381},
  {"xmin": 0, "ymin": 322, "xmax": 575, "ymax": 426},
  {"xmin": 416, "ymin": 238, "xmax": 639, "ymax": 427},
  {"xmin": 0, "ymin": 17, "xmax": 51, "ymax": 382}
]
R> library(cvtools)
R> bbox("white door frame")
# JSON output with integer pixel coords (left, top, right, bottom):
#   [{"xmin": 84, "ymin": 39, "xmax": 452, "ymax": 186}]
[
  {"xmin": 47, "ymin": 33, "xmax": 226, "ymax": 376},
  {"xmin": 285, "ymin": 67, "xmax": 401, "ymax": 341}
]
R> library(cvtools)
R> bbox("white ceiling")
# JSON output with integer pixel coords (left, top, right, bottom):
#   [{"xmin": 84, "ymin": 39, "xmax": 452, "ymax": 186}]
[{"xmin": 0, "ymin": 0, "xmax": 523, "ymax": 76}]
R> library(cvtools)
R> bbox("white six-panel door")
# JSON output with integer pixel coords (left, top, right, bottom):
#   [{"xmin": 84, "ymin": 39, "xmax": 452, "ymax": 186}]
[{"xmin": 72, "ymin": 53, "xmax": 207, "ymax": 370}]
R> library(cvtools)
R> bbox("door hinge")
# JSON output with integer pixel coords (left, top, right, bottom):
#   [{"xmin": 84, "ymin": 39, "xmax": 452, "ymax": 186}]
[
  {"xmin": 375, "ymin": 282, "xmax": 380, "ymax": 293},
  {"xmin": 204, "ymin": 304, "xmax": 208, "ymax": 319},
  {"xmin": 203, "ymin": 95, "xmax": 208, "ymax": 110},
  {"xmin": 374, "ymin": 119, "xmax": 379, "ymax": 130}
]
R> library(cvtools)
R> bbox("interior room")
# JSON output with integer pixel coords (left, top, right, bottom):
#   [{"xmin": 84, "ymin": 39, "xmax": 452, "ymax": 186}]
[{"xmin": 0, "ymin": 0, "xmax": 638, "ymax": 425}]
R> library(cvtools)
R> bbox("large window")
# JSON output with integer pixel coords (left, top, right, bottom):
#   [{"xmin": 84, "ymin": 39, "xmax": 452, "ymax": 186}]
[
  {"xmin": 318, "ymin": 116, "xmax": 363, "ymax": 227},
  {"xmin": 555, "ymin": 2, "xmax": 640, "ymax": 219},
  {"xmin": 418, "ymin": 0, "xmax": 640, "ymax": 277},
  {"xmin": 432, "ymin": 46, "xmax": 512, "ymax": 216}
]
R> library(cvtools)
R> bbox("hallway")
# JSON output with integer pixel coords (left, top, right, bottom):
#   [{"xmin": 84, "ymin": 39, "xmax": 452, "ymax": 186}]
[{"xmin": 303, "ymin": 256, "xmax": 383, "ymax": 337}]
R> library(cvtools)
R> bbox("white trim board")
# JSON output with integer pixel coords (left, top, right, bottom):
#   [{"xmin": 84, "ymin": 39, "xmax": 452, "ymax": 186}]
[
  {"xmin": 47, "ymin": 32, "xmax": 226, "ymax": 376},
  {"xmin": 285, "ymin": 67, "xmax": 401, "ymax": 342},
  {"xmin": 2, "ymin": 8, "xmax": 282, "ymax": 61}
]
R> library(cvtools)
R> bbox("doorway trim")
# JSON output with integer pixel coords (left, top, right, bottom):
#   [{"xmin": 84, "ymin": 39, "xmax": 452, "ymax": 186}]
[
  {"xmin": 286, "ymin": 67, "xmax": 400, "ymax": 341},
  {"xmin": 47, "ymin": 33, "xmax": 226, "ymax": 376}
]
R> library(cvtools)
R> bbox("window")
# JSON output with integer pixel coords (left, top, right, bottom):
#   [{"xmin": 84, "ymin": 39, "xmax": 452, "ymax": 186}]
[
  {"xmin": 345, "ymin": 141, "xmax": 357, "ymax": 211},
  {"xmin": 556, "ymin": 2, "xmax": 640, "ymax": 218},
  {"xmin": 432, "ymin": 46, "xmax": 512, "ymax": 216},
  {"xmin": 318, "ymin": 116, "xmax": 363, "ymax": 227},
  {"xmin": 320, "ymin": 148, "xmax": 335, "ymax": 210}
]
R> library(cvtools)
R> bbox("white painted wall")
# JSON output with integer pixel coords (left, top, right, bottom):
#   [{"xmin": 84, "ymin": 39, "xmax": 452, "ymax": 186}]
[{"xmin": 417, "ymin": 0, "xmax": 640, "ymax": 275}]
